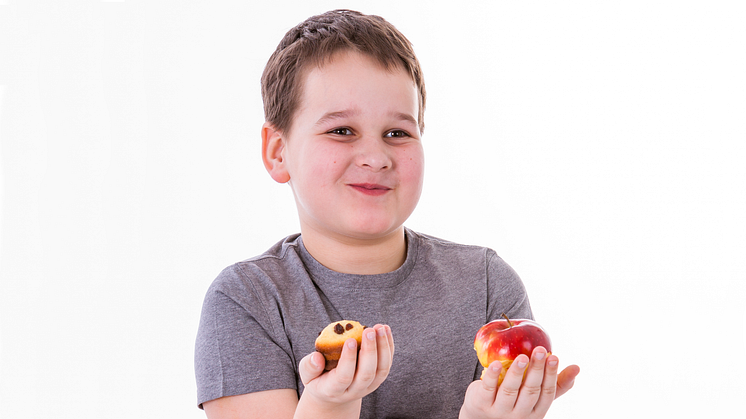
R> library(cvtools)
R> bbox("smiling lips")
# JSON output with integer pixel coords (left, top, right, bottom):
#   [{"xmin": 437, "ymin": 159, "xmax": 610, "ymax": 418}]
[{"xmin": 348, "ymin": 183, "xmax": 391, "ymax": 196}]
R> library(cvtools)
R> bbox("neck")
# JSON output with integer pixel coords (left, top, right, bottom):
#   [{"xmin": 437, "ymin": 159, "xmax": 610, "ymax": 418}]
[{"xmin": 300, "ymin": 226, "xmax": 407, "ymax": 275}]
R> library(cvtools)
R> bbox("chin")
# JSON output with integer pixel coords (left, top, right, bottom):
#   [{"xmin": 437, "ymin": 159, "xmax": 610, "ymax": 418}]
[
  {"xmin": 342, "ymin": 221, "xmax": 405, "ymax": 241},
  {"xmin": 347, "ymin": 207, "xmax": 415, "ymax": 236}
]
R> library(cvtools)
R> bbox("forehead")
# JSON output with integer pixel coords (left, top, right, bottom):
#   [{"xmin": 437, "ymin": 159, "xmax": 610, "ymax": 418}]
[{"xmin": 295, "ymin": 50, "xmax": 418, "ymax": 117}]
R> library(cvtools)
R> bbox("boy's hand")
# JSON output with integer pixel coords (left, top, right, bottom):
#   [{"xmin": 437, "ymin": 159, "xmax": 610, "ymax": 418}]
[
  {"xmin": 459, "ymin": 346, "xmax": 579, "ymax": 419},
  {"xmin": 296, "ymin": 324, "xmax": 394, "ymax": 417}
]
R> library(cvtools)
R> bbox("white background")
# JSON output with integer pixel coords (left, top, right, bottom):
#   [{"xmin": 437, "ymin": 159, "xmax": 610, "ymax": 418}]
[{"xmin": 1, "ymin": 1, "xmax": 745, "ymax": 418}]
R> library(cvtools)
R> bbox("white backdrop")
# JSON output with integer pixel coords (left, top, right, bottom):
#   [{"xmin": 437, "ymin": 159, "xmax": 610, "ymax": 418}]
[{"xmin": 1, "ymin": 1, "xmax": 745, "ymax": 418}]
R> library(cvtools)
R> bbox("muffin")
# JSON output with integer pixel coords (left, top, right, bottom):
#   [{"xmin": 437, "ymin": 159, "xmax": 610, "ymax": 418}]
[{"xmin": 315, "ymin": 320, "xmax": 366, "ymax": 370}]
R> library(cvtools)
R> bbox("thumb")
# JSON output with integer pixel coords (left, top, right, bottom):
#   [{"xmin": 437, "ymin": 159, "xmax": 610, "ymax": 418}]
[
  {"xmin": 555, "ymin": 364, "xmax": 580, "ymax": 399},
  {"xmin": 299, "ymin": 352, "xmax": 326, "ymax": 385}
]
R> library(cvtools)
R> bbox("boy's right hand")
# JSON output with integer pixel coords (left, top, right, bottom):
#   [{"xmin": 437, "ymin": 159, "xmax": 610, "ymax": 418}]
[
  {"xmin": 459, "ymin": 346, "xmax": 579, "ymax": 419},
  {"xmin": 295, "ymin": 324, "xmax": 394, "ymax": 418}
]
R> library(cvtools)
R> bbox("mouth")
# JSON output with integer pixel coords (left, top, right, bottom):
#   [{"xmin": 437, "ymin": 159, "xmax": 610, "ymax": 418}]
[{"xmin": 348, "ymin": 183, "xmax": 392, "ymax": 196}]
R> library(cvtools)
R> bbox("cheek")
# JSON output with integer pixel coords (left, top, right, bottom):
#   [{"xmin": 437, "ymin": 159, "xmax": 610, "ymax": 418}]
[
  {"xmin": 292, "ymin": 142, "xmax": 339, "ymax": 175},
  {"xmin": 296, "ymin": 147, "xmax": 349, "ymax": 195},
  {"xmin": 314, "ymin": 149, "xmax": 347, "ymax": 178},
  {"xmin": 399, "ymin": 146, "xmax": 425, "ymax": 189}
]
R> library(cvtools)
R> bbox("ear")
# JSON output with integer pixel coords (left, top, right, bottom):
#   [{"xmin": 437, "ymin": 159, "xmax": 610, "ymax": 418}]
[{"xmin": 261, "ymin": 122, "xmax": 290, "ymax": 183}]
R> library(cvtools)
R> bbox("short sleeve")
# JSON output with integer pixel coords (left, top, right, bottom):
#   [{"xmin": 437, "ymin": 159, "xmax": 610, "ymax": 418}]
[
  {"xmin": 485, "ymin": 250, "xmax": 533, "ymax": 322},
  {"xmin": 194, "ymin": 266, "xmax": 298, "ymax": 409}
]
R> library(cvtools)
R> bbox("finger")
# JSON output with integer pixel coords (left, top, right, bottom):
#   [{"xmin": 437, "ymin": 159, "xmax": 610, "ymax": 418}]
[
  {"xmin": 479, "ymin": 361, "xmax": 502, "ymax": 399},
  {"xmin": 555, "ymin": 364, "xmax": 580, "ymax": 399},
  {"xmin": 327, "ymin": 338, "xmax": 359, "ymax": 393},
  {"xmin": 513, "ymin": 346, "xmax": 548, "ymax": 413},
  {"xmin": 461, "ymin": 379, "xmax": 490, "ymax": 417},
  {"xmin": 531, "ymin": 354, "xmax": 560, "ymax": 415},
  {"xmin": 354, "ymin": 325, "xmax": 394, "ymax": 393},
  {"xmin": 347, "ymin": 327, "xmax": 379, "ymax": 392},
  {"xmin": 374, "ymin": 325, "xmax": 394, "ymax": 375},
  {"xmin": 494, "ymin": 354, "xmax": 529, "ymax": 413},
  {"xmin": 460, "ymin": 361, "xmax": 502, "ymax": 414},
  {"xmin": 298, "ymin": 352, "xmax": 326, "ymax": 385},
  {"xmin": 384, "ymin": 325, "xmax": 395, "ymax": 358}
]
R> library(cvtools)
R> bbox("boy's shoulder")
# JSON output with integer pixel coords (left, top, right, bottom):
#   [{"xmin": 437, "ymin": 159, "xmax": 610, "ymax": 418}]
[
  {"xmin": 408, "ymin": 228, "xmax": 497, "ymax": 255},
  {"xmin": 406, "ymin": 228, "xmax": 507, "ymax": 271},
  {"xmin": 208, "ymin": 233, "xmax": 304, "ymax": 291},
  {"xmin": 239, "ymin": 233, "xmax": 303, "ymax": 265}
]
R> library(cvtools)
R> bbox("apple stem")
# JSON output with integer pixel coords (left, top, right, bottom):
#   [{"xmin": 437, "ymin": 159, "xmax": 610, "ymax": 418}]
[{"xmin": 501, "ymin": 313, "xmax": 513, "ymax": 328}]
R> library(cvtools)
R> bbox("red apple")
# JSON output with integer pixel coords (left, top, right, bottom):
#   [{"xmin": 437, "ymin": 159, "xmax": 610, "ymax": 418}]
[{"xmin": 473, "ymin": 315, "xmax": 552, "ymax": 384}]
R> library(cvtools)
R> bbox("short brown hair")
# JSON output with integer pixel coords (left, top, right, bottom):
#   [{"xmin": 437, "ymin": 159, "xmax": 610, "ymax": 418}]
[{"xmin": 261, "ymin": 9, "xmax": 426, "ymax": 134}]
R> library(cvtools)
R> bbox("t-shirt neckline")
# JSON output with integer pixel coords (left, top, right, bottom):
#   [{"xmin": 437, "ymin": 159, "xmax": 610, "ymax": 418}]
[{"xmin": 296, "ymin": 227, "xmax": 419, "ymax": 290}]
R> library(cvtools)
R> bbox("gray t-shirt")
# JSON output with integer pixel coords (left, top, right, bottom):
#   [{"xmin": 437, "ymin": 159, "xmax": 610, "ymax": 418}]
[{"xmin": 195, "ymin": 228, "xmax": 533, "ymax": 418}]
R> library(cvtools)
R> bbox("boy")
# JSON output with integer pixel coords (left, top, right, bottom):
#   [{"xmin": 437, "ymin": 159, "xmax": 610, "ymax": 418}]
[{"xmin": 195, "ymin": 9, "xmax": 579, "ymax": 419}]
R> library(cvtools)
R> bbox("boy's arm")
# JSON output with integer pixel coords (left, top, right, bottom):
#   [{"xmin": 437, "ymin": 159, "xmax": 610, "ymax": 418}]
[
  {"xmin": 485, "ymin": 251, "xmax": 534, "ymax": 323},
  {"xmin": 203, "ymin": 390, "xmax": 298, "ymax": 419}
]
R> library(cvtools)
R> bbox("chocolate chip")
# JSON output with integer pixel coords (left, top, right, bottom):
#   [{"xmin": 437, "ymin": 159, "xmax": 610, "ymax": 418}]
[
  {"xmin": 334, "ymin": 323, "xmax": 344, "ymax": 334},
  {"xmin": 345, "ymin": 323, "xmax": 353, "ymax": 331}
]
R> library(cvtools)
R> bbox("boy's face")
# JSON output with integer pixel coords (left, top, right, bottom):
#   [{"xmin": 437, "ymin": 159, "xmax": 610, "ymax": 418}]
[{"xmin": 278, "ymin": 50, "xmax": 424, "ymax": 243}]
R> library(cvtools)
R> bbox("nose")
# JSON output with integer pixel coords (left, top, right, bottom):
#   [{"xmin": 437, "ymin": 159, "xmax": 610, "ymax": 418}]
[{"xmin": 355, "ymin": 136, "xmax": 392, "ymax": 171}]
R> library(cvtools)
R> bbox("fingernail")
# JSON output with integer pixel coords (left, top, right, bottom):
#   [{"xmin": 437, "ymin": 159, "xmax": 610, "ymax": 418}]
[
  {"xmin": 548, "ymin": 360, "xmax": 558, "ymax": 367},
  {"xmin": 367, "ymin": 329, "xmax": 376, "ymax": 340},
  {"xmin": 377, "ymin": 326, "xmax": 386, "ymax": 337},
  {"xmin": 535, "ymin": 352, "xmax": 545, "ymax": 361},
  {"xmin": 517, "ymin": 360, "xmax": 527, "ymax": 368},
  {"xmin": 347, "ymin": 339, "xmax": 357, "ymax": 349},
  {"xmin": 310, "ymin": 355, "xmax": 318, "ymax": 369}
]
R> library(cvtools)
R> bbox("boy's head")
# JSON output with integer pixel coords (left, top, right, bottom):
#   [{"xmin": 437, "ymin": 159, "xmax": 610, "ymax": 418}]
[{"xmin": 261, "ymin": 9, "xmax": 426, "ymax": 135}]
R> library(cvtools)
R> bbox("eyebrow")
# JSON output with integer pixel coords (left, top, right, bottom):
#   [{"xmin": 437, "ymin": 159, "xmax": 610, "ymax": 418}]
[
  {"xmin": 314, "ymin": 109, "xmax": 418, "ymax": 128},
  {"xmin": 390, "ymin": 112, "xmax": 418, "ymax": 127},
  {"xmin": 314, "ymin": 109, "xmax": 360, "ymax": 127}
]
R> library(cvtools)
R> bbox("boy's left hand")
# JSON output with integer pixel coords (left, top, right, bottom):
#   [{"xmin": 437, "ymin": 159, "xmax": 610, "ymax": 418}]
[{"xmin": 459, "ymin": 346, "xmax": 579, "ymax": 419}]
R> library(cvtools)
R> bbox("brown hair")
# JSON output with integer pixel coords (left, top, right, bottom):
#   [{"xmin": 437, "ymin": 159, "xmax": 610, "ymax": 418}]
[{"xmin": 261, "ymin": 9, "xmax": 426, "ymax": 134}]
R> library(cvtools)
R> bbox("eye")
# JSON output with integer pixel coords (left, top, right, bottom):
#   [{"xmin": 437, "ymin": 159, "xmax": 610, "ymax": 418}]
[
  {"xmin": 384, "ymin": 130, "xmax": 411, "ymax": 139},
  {"xmin": 328, "ymin": 127, "xmax": 353, "ymax": 136}
]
